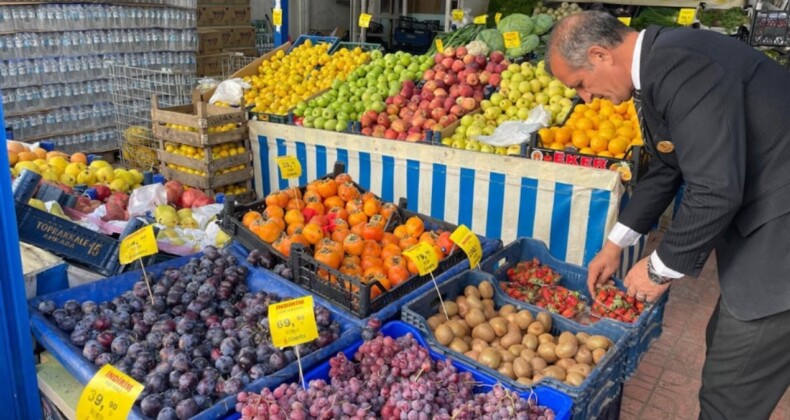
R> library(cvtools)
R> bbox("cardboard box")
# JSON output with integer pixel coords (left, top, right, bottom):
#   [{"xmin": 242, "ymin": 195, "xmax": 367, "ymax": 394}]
[
  {"xmin": 225, "ymin": 6, "xmax": 252, "ymax": 26},
  {"xmin": 196, "ymin": 53, "xmax": 228, "ymax": 77},
  {"xmin": 197, "ymin": 6, "xmax": 228, "ymax": 26},
  {"xmin": 197, "ymin": 30, "xmax": 223, "ymax": 55},
  {"xmin": 212, "ymin": 26, "xmax": 256, "ymax": 48}
]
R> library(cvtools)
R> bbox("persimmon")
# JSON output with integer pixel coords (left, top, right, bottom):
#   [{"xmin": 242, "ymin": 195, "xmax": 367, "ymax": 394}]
[
  {"xmin": 266, "ymin": 216, "xmax": 285, "ymax": 231},
  {"xmin": 361, "ymin": 240, "xmax": 382, "ymax": 258},
  {"xmin": 345, "ymin": 198, "xmax": 364, "ymax": 213},
  {"xmin": 342, "ymin": 255, "xmax": 361, "ymax": 267},
  {"xmin": 363, "ymin": 265, "xmax": 387, "ymax": 278},
  {"xmin": 387, "ymin": 265, "xmax": 410, "ymax": 286},
  {"xmin": 368, "ymin": 274, "xmax": 390, "ymax": 299},
  {"xmin": 308, "ymin": 214, "xmax": 329, "ymax": 227},
  {"xmin": 404, "ymin": 254, "xmax": 420, "ymax": 275},
  {"xmin": 250, "ymin": 218, "xmax": 282, "ymax": 243},
  {"xmin": 272, "ymin": 235, "xmax": 288, "ymax": 255},
  {"xmin": 287, "ymin": 223, "xmax": 305, "ymax": 235},
  {"xmin": 303, "ymin": 190, "xmax": 322, "ymax": 204},
  {"xmin": 263, "ymin": 205, "xmax": 284, "ymax": 220},
  {"xmin": 399, "ymin": 236, "xmax": 419, "ymax": 250},
  {"xmin": 393, "ymin": 225, "xmax": 409, "ymax": 240},
  {"xmin": 432, "ymin": 244, "xmax": 445, "ymax": 261},
  {"xmin": 381, "ymin": 232, "xmax": 399, "ymax": 248},
  {"xmin": 360, "ymin": 256, "xmax": 383, "ymax": 272},
  {"xmin": 301, "ymin": 223, "xmax": 324, "ymax": 245},
  {"xmin": 242, "ymin": 211, "xmax": 262, "ymax": 228},
  {"xmin": 327, "ymin": 206, "xmax": 348, "ymax": 221},
  {"xmin": 419, "ymin": 231, "xmax": 438, "ymax": 245},
  {"xmin": 334, "ymin": 173, "xmax": 352, "ymax": 185},
  {"xmin": 287, "ymin": 233, "xmax": 311, "ymax": 256},
  {"xmin": 331, "ymin": 227, "xmax": 350, "ymax": 243},
  {"xmin": 265, "ymin": 191, "xmax": 289, "ymax": 208},
  {"xmin": 360, "ymin": 192, "xmax": 376, "ymax": 202},
  {"xmin": 368, "ymin": 214, "xmax": 386, "ymax": 229},
  {"xmin": 314, "ymin": 247, "xmax": 342, "ymax": 269},
  {"xmin": 286, "ymin": 198, "xmax": 306, "ymax": 211},
  {"xmin": 405, "ymin": 216, "xmax": 425, "ymax": 238},
  {"xmin": 347, "ymin": 210, "xmax": 368, "ymax": 227},
  {"xmin": 323, "ymin": 195, "xmax": 344, "ymax": 210},
  {"xmin": 362, "ymin": 197, "xmax": 381, "ymax": 217},
  {"xmin": 379, "ymin": 202, "xmax": 398, "ymax": 221},
  {"xmin": 305, "ymin": 181, "xmax": 319, "ymax": 192},
  {"xmin": 332, "ymin": 218, "xmax": 349, "ymax": 231},
  {"xmin": 318, "ymin": 238, "xmax": 344, "ymax": 256},
  {"xmin": 304, "ymin": 201, "xmax": 325, "ymax": 217},
  {"xmin": 316, "ymin": 179, "xmax": 338, "ymax": 198},
  {"xmin": 361, "ymin": 223, "xmax": 384, "ymax": 242},
  {"xmin": 383, "ymin": 255, "xmax": 407, "ymax": 271},
  {"xmin": 380, "ymin": 243, "xmax": 403, "ymax": 260},
  {"xmin": 343, "ymin": 233, "xmax": 365, "ymax": 256},
  {"xmin": 340, "ymin": 263, "xmax": 362, "ymax": 279},
  {"xmin": 284, "ymin": 188, "xmax": 302, "ymax": 199},
  {"xmin": 284, "ymin": 209, "xmax": 305, "ymax": 226},
  {"xmin": 350, "ymin": 223, "xmax": 364, "ymax": 237},
  {"xmin": 337, "ymin": 182, "xmax": 360, "ymax": 202}
]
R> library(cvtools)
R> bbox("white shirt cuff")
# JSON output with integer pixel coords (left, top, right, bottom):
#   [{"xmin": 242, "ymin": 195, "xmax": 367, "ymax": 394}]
[
  {"xmin": 607, "ymin": 222, "xmax": 642, "ymax": 248},
  {"xmin": 650, "ymin": 251, "xmax": 685, "ymax": 279}
]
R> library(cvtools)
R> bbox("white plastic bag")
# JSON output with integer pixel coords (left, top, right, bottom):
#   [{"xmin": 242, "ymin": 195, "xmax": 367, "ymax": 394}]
[
  {"xmin": 191, "ymin": 204, "xmax": 224, "ymax": 230},
  {"xmin": 476, "ymin": 106, "xmax": 552, "ymax": 147},
  {"xmin": 127, "ymin": 184, "xmax": 168, "ymax": 218},
  {"xmin": 209, "ymin": 78, "xmax": 251, "ymax": 107}
]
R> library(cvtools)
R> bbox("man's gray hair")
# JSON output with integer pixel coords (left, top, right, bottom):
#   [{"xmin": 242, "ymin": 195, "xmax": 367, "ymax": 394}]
[{"xmin": 546, "ymin": 11, "xmax": 633, "ymax": 75}]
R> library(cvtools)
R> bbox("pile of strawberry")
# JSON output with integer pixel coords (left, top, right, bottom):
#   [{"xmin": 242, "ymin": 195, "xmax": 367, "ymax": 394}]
[
  {"xmin": 502, "ymin": 258, "xmax": 586, "ymax": 319},
  {"xmin": 591, "ymin": 284, "xmax": 646, "ymax": 323}
]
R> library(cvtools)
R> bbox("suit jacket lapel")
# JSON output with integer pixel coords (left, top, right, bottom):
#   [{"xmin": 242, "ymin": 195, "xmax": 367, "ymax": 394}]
[{"xmin": 638, "ymin": 26, "xmax": 663, "ymax": 157}]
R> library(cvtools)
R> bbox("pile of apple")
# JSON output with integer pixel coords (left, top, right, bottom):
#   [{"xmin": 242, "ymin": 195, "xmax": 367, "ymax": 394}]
[
  {"xmin": 293, "ymin": 51, "xmax": 434, "ymax": 132},
  {"xmin": 446, "ymin": 60, "xmax": 577, "ymax": 153},
  {"xmin": 359, "ymin": 48, "xmax": 508, "ymax": 141}
]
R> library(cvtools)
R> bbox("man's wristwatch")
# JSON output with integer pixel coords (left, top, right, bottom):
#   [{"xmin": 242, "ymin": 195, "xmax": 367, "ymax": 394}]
[{"xmin": 647, "ymin": 257, "xmax": 673, "ymax": 285}]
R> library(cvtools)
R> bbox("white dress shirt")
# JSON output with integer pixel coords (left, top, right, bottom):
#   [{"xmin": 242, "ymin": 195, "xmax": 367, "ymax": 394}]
[{"xmin": 607, "ymin": 30, "xmax": 684, "ymax": 280}]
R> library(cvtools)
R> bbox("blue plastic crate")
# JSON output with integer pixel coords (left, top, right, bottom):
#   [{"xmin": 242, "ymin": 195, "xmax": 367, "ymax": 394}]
[
  {"xmin": 27, "ymin": 243, "xmax": 362, "ymax": 420},
  {"xmin": 30, "ymin": 261, "xmax": 68, "ymax": 297},
  {"xmin": 287, "ymin": 35, "xmax": 339, "ymax": 53},
  {"xmin": 224, "ymin": 321, "xmax": 572, "ymax": 420},
  {"xmin": 402, "ymin": 269, "xmax": 630, "ymax": 420},
  {"xmin": 479, "ymin": 237, "xmax": 668, "ymax": 380}
]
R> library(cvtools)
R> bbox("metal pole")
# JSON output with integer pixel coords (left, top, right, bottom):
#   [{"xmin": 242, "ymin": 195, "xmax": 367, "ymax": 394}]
[
  {"xmin": 360, "ymin": 0, "xmax": 368, "ymax": 43},
  {"xmin": 0, "ymin": 100, "xmax": 42, "ymax": 419},
  {"xmin": 274, "ymin": 0, "xmax": 289, "ymax": 47}
]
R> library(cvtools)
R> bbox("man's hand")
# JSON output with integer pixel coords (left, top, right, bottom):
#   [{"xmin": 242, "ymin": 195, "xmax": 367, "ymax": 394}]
[
  {"xmin": 587, "ymin": 240, "xmax": 624, "ymax": 297},
  {"xmin": 624, "ymin": 257, "xmax": 671, "ymax": 303}
]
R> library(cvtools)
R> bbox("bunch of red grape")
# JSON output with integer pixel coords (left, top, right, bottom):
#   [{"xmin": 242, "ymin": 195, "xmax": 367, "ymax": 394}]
[{"xmin": 235, "ymin": 333, "xmax": 557, "ymax": 419}]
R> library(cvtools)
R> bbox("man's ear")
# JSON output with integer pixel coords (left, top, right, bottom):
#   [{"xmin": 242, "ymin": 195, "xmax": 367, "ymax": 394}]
[{"xmin": 587, "ymin": 46, "xmax": 612, "ymax": 64}]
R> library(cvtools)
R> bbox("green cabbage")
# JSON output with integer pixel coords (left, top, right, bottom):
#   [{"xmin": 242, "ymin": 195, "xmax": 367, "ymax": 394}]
[
  {"xmin": 533, "ymin": 14, "xmax": 554, "ymax": 36},
  {"xmin": 476, "ymin": 29, "xmax": 505, "ymax": 53},
  {"xmin": 497, "ymin": 13, "xmax": 534, "ymax": 37}
]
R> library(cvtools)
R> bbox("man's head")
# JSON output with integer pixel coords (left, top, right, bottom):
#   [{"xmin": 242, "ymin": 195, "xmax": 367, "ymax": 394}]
[{"xmin": 546, "ymin": 11, "xmax": 637, "ymax": 104}]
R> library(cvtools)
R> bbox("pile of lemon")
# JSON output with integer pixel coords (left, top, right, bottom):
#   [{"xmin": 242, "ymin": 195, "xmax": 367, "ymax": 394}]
[
  {"xmin": 243, "ymin": 42, "xmax": 370, "ymax": 116},
  {"xmin": 538, "ymin": 98, "xmax": 643, "ymax": 158},
  {"xmin": 216, "ymin": 182, "xmax": 249, "ymax": 196},
  {"xmin": 215, "ymin": 165, "xmax": 247, "ymax": 176},
  {"xmin": 166, "ymin": 163, "xmax": 207, "ymax": 177},
  {"xmin": 164, "ymin": 142, "xmax": 246, "ymax": 161}
]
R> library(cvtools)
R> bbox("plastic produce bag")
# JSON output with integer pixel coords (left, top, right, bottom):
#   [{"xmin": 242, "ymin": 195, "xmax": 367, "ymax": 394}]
[
  {"xmin": 209, "ymin": 78, "xmax": 251, "ymax": 107},
  {"xmin": 127, "ymin": 183, "xmax": 168, "ymax": 218},
  {"xmin": 191, "ymin": 204, "xmax": 223, "ymax": 229},
  {"xmin": 476, "ymin": 106, "xmax": 551, "ymax": 146}
]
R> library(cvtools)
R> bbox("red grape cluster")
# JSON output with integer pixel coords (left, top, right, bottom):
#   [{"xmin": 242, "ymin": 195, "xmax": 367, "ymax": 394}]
[{"xmin": 236, "ymin": 333, "xmax": 557, "ymax": 420}]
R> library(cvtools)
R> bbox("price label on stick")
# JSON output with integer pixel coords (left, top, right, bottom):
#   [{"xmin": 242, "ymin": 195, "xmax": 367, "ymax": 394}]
[
  {"xmin": 76, "ymin": 364, "xmax": 144, "ymax": 420},
  {"xmin": 677, "ymin": 8, "xmax": 696, "ymax": 26},
  {"xmin": 403, "ymin": 242, "xmax": 439, "ymax": 276},
  {"xmin": 359, "ymin": 13, "xmax": 372, "ymax": 28},
  {"xmin": 435, "ymin": 38, "xmax": 444, "ymax": 54},
  {"xmin": 450, "ymin": 224, "xmax": 482, "ymax": 269},
  {"xmin": 452, "ymin": 9, "xmax": 464, "ymax": 22},
  {"xmin": 276, "ymin": 155, "xmax": 302, "ymax": 179},
  {"xmin": 272, "ymin": 8, "xmax": 283, "ymax": 26},
  {"xmin": 269, "ymin": 296, "xmax": 319, "ymax": 348},
  {"xmin": 495, "ymin": 12, "xmax": 502, "ymax": 24},
  {"xmin": 474, "ymin": 14, "xmax": 487, "ymax": 24},
  {"xmin": 618, "ymin": 16, "xmax": 632, "ymax": 26},
  {"xmin": 503, "ymin": 31, "xmax": 521, "ymax": 49},
  {"xmin": 119, "ymin": 225, "xmax": 157, "ymax": 265}
]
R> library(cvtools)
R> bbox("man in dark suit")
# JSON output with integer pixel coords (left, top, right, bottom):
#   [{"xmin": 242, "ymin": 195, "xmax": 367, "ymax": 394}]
[{"xmin": 546, "ymin": 11, "xmax": 790, "ymax": 419}]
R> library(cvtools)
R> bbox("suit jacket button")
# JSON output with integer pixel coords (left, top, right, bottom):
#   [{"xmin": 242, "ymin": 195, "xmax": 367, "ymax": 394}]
[{"xmin": 657, "ymin": 140, "xmax": 675, "ymax": 153}]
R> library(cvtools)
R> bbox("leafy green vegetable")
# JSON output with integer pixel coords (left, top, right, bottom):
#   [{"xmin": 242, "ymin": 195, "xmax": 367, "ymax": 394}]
[
  {"xmin": 631, "ymin": 7, "xmax": 681, "ymax": 30},
  {"xmin": 487, "ymin": 0, "xmax": 540, "ymax": 28},
  {"xmin": 533, "ymin": 14, "xmax": 555, "ymax": 36},
  {"xmin": 477, "ymin": 29, "xmax": 506, "ymax": 52},
  {"xmin": 498, "ymin": 13, "xmax": 535, "ymax": 36},
  {"xmin": 698, "ymin": 7, "xmax": 749, "ymax": 34}
]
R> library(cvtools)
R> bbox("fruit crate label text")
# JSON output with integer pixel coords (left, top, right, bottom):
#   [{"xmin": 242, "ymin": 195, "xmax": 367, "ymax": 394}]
[
  {"xmin": 76, "ymin": 364, "xmax": 144, "ymax": 420},
  {"xmin": 359, "ymin": 13, "xmax": 372, "ymax": 28},
  {"xmin": 269, "ymin": 296, "xmax": 319, "ymax": 348},
  {"xmin": 403, "ymin": 242, "xmax": 439, "ymax": 276},
  {"xmin": 119, "ymin": 225, "xmax": 158, "ymax": 265},
  {"xmin": 276, "ymin": 155, "xmax": 302, "ymax": 179},
  {"xmin": 450, "ymin": 224, "xmax": 482, "ymax": 268},
  {"xmin": 504, "ymin": 32, "xmax": 521, "ymax": 49}
]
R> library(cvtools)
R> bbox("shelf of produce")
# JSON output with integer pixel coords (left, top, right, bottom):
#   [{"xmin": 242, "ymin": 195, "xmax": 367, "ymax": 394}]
[
  {"xmin": 27, "ymin": 243, "xmax": 363, "ymax": 420},
  {"xmin": 247, "ymin": 121, "xmax": 647, "ymax": 278},
  {"xmin": 152, "ymin": 124, "xmax": 249, "ymax": 147},
  {"xmin": 160, "ymin": 165, "xmax": 254, "ymax": 191},
  {"xmin": 157, "ymin": 144, "xmax": 252, "ymax": 173}
]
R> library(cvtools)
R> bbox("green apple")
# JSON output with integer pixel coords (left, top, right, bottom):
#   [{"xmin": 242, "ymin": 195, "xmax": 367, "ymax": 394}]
[{"xmin": 480, "ymin": 143, "xmax": 495, "ymax": 153}]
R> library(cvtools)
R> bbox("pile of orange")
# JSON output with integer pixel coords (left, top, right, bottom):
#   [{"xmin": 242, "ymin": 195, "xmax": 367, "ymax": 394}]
[
  {"xmin": 538, "ymin": 98, "xmax": 643, "ymax": 158},
  {"xmin": 242, "ymin": 173, "xmax": 455, "ymax": 299}
]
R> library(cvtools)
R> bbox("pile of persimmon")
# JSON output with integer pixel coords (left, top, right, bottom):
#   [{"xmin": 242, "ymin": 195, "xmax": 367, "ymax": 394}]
[{"xmin": 241, "ymin": 173, "xmax": 456, "ymax": 298}]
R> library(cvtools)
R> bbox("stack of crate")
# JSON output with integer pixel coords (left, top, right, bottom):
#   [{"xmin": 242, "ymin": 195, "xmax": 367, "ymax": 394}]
[
  {"xmin": 151, "ymin": 95, "xmax": 254, "ymax": 200},
  {"xmin": 196, "ymin": 0, "xmax": 255, "ymax": 76}
]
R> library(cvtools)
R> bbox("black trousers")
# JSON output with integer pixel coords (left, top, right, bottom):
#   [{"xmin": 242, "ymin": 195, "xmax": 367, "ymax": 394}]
[{"xmin": 699, "ymin": 298, "xmax": 790, "ymax": 419}]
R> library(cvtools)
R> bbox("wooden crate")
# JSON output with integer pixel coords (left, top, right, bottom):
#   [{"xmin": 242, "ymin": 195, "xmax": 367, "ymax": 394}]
[
  {"xmin": 160, "ymin": 165, "xmax": 254, "ymax": 191},
  {"xmin": 152, "ymin": 123, "xmax": 248, "ymax": 147},
  {"xmin": 158, "ymin": 139, "xmax": 252, "ymax": 173},
  {"xmin": 151, "ymin": 94, "xmax": 247, "ymax": 134}
]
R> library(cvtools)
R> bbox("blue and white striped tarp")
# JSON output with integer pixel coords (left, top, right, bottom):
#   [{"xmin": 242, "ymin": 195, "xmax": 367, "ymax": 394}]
[{"xmin": 248, "ymin": 123, "xmax": 642, "ymax": 272}]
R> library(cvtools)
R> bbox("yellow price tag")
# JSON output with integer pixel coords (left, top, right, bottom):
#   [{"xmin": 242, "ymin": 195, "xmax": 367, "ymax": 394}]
[
  {"xmin": 119, "ymin": 225, "xmax": 158, "ymax": 265},
  {"xmin": 272, "ymin": 8, "xmax": 282, "ymax": 26},
  {"xmin": 503, "ymin": 31, "xmax": 521, "ymax": 49},
  {"xmin": 677, "ymin": 8, "xmax": 696, "ymax": 25},
  {"xmin": 618, "ymin": 17, "xmax": 632, "ymax": 26},
  {"xmin": 435, "ymin": 38, "xmax": 444, "ymax": 53},
  {"xmin": 269, "ymin": 296, "xmax": 319, "ymax": 348},
  {"xmin": 452, "ymin": 9, "xmax": 464, "ymax": 22},
  {"xmin": 359, "ymin": 13, "xmax": 372, "ymax": 28},
  {"xmin": 403, "ymin": 242, "xmax": 439, "ymax": 276},
  {"xmin": 276, "ymin": 155, "xmax": 302, "ymax": 179},
  {"xmin": 76, "ymin": 364, "xmax": 144, "ymax": 420},
  {"xmin": 474, "ymin": 14, "xmax": 487, "ymax": 24},
  {"xmin": 495, "ymin": 12, "xmax": 502, "ymax": 24},
  {"xmin": 450, "ymin": 224, "xmax": 483, "ymax": 268}
]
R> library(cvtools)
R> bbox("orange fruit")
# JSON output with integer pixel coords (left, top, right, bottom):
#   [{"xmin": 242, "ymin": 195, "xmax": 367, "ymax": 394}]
[
  {"xmin": 549, "ymin": 142, "xmax": 565, "ymax": 151},
  {"xmin": 575, "ymin": 118, "xmax": 593, "ymax": 131},
  {"xmin": 597, "ymin": 150, "xmax": 614, "ymax": 157},
  {"xmin": 616, "ymin": 126, "xmax": 635, "ymax": 140},
  {"xmin": 33, "ymin": 148, "xmax": 47, "ymax": 159},
  {"xmin": 571, "ymin": 131, "xmax": 589, "ymax": 149},
  {"xmin": 538, "ymin": 128, "xmax": 554, "ymax": 143},
  {"xmin": 17, "ymin": 151, "xmax": 36, "ymax": 162},
  {"xmin": 579, "ymin": 147, "xmax": 596, "ymax": 155},
  {"xmin": 70, "ymin": 153, "xmax": 88, "ymax": 164},
  {"xmin": 608, "ymin": 137, "xmax": 629, "ymax": 155},
  {"xmin": 554, "ymin": 127, "xmax": 572, "ymax": 144},
  {"xmin": 598, "ymin": 120, "xmax": 615, "ymax": 132},
  {"xmin": 598, "ymin": 128, "xmax": 616, "ymax": 141},
  {"xmin": 590, "ymin": 136, "xmax": 609, "ymax": 153}
]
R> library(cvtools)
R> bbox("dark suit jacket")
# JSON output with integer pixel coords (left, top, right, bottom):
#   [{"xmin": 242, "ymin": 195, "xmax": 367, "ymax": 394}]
[{"xmin": 618, "ymin": 26, "xmax": 790, "ymax": 320}]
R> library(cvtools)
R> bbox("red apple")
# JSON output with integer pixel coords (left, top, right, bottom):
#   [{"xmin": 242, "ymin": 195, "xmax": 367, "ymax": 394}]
[
  {"xmin": 459, "ymin": 84, "xmax": 473, "ymax": 97},
  {"xmin": 466, "ymin": 73, "xmax": 480, "ymax": 86},
  {"xmin": 423, "ymin": 69, "xmax": 436, "ymax": 80},
  {"xmin": 397, "ymin": 132, "xmax": 407, "ymax": 140},
  {"xmin": 451, "ymin": 60, "xmax": 465, "ymax": 73},
  {"xmin": 384, "ymin": 129, "xmax": 398, "ymax": 140},
  {"xmin": 490, "ymin": 51, "xmax": 505, "ymax": 64},
  {"xmin": 473, "ymin": 91, "xmax": 484, "ymax": 102},
  {"xmin": 434, "ymin": 88, "xmax": 448, "ymax": 98},
  {"xmin": 431, "ymin": 107, "xmax": 446, "ymax": 120},
  {"xmin": 441, "ymin": 57, "xmax": 454, "ymax": 69},
  {"xmin": 405, "ymin": 132, "xmax": 422, "ymax": 142},
  {"xmin": 460, "ymin": 97, "xmax": 476, "ymax": 111},
  {"xmin": 424, "ymin": 119, "xmax": 436, "ymax": 130},
  {"xmin": 424, "ymin": 80, "xmax": 438, "ymax": 92},
  {"xmin": 411, "ymin": 114, "xmax": 426, "ymax": 129},
  {"xmin": 479, "ymin": 71, "xmax": 491, "ymax": 84},
  {"xmin": 444, "ymin": 47, "xmax": 455, "ymax": 58},
  {"xmin": 434, "ymin": 53, "xmax": 444, "ymax": 64},
  {"xmin": 377, "ymin": 113, "xmax": 391, "ymax": 127},
  {"xmin": 489, "ymin": 73, "xmax": 502, "ymax": 86},
  {"xmin": 443, "ymin": 73, "xmax": 457, "ymax": 86},
  {"xmin": 475, "ymin": 54, "xmax": 487, "ymax": 67},
  {"xmin": 455, "ymin": 46, "xmax": 468, "ymax": 58},
  {"xmin": 361, "ymin": 127, "xmax": 373, "ymax": 136},
  {"xmin": 495, "ymin": 63, "xmax": 508, "ymax": 74},
  {"xmin": 419, "ymin": 100, "xmax": 431, "ymax": 111},
  {"xmin": 403, "ymin": 80, "xmax": 416, "ymax": 89},
  {"xmin": 429, "ymin": 98, "xmax": 443, "ymax": 109},
  {"xmin": 485, "ymin": 62, "xmax": 496, "ymax": 73},
  {"xmin": 386, "ymin": 96, "xmax": 394, "ymax": 105},
  {"xmin": 386, "ymin": 104, "xmax": 399, "ymax": 115},
  {"xmin": 450, "ymin": 105, "xmax": 463, "ymax": 116},
  {"xmin": 435, "ymin": 71, "xmax": 447, "ymax": 82}
]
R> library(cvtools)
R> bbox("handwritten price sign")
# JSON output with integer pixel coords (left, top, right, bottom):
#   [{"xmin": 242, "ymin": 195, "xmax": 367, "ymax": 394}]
[
  {"xmin": 358, "ymin": 13, "xmax": 372, "ymax": 28},
  {"xmin": 451, "ymin": 9, "xmax": 464, "ymax": 22},
  {"xmin": 474, "ymin": 14, "xmax": 488, "ymax": 24},
  {"xmin": 276, "ymin": 155, "xmax": 302, "ymax": 179},
  {"xmin": 403, "ymin": 242, "xmax": 439, "ymax": 276},
  {"xmin": 273, "ymin": 8, "xmax": 283, "ymax": 26},
  {"xmin": 76, "ymin": 365, "xmax": 144, "ymax": 420},
  {"xmin": 677, "ymin": 8, "xmax": 696, "ymax": 26},
  {"xmin": 503, "ymin": 31, "xmax": 521, "ymax": 49},
  {"xmin": 269, "ymin": 296, "xmax": 319, "ymax": 348},
  {"xmin": 450, "ymin": 224, "xmax": 482, "ymax": 268},
  {"xmin": 119, "ymin": 225, "xmax": 158, "ymax": 265}
]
